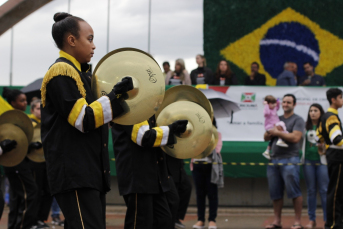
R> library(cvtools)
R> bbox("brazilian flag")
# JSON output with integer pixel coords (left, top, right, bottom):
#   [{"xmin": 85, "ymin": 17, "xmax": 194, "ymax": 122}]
[{"xmin": 204, "ymin": 1, "xmax": 343, "ymax": 86}]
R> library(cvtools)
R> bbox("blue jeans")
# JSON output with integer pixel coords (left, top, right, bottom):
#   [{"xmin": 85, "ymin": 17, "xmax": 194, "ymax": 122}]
[
  {"xmin": 303, "ymin": 159, "xmax": 329, "ymax": 222},
  {"xmin": 267, "ymin": 156, "xmax": 302, "ymax": 200}
]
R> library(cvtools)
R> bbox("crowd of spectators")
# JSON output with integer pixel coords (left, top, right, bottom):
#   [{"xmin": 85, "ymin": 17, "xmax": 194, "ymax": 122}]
[
  {"xmin": 163, "ymin": 55, "xmax": 326, "ymax": 87},
  {"xmin": 262, "ymin": 89, "xmax": 343, "ymax": 229}
]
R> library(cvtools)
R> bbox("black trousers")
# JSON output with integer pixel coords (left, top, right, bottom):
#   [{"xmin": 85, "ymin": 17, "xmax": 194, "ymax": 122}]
[
  {"xmin": 165, "ymin": 176, "xmax": 180, "ymax": 228},
  {"xmin": 55, "ymin": 188, "xmax": 106, "ymax": 229},
  {"xmin": 32, "ymin": 163, "xmax": 53, "ymax": 222},
  {"xmin": 123, "ymin": 192, "xmax": 172, "ymax": 229},
  {"xmin": 192, "ymin": 163, "xmax": 218, "ymax": 222},
  {"xmin": 6, "ymin": 169, "xmax": 38, "ymax": 229},
  {"xmin": 325, "ymin": 149, "xmax": 343, "ymax": 229},
  {"xmin": 0, "ymin": 184, "xmax": 4, "ymax": 220},
  {"xmin": 175, "ymin": 168, "xmax": 192, "ymax": 220}
]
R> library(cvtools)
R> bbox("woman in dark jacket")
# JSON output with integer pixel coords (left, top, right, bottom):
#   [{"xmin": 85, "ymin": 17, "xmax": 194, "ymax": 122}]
[
  {"xmin": 190, "ymin": 54, "xmax": 214, "ymax": 85},
  {"xmin": 213, "ymin": 60, "xmax": 238, "ymax": 85}
]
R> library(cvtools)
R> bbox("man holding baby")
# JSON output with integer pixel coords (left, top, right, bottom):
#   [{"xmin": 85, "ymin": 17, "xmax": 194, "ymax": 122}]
[{"xmin": 264, "ymin": 94, "xmax": 305, "ymax": 229}]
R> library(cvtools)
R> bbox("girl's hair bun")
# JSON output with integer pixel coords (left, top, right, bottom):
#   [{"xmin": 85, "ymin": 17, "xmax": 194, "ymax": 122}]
[{"xmin": 53, "ymin": 12, "xmax": 72, "ymax": 22}]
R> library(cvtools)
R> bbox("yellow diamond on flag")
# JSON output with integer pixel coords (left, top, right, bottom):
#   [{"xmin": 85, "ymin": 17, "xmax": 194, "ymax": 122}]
[{"xmin": 220, "ymin": 7, "xmax": 343, "ymax": 85}]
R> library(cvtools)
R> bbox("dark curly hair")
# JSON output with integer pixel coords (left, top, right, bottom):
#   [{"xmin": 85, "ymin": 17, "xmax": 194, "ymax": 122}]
[{"xmin": 2, "ymin": 87, "xmax": 23, "ymax": 105}]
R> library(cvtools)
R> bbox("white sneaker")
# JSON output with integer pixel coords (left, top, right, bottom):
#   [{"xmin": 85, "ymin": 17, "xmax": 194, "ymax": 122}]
[
  {"xmin": 276, "ymin": 139, "xmax": 288, "ymax": 147},
  {"xmin": 262, "ymin": 151, "xmax": 271, "ymax": 160},
  {"xmin": 193, "ymin": 222, "xmax": 205, "ymax": 229},
  {"xmin": 193, "ymin": 226, "xmax": 205, "ymax": 229}
]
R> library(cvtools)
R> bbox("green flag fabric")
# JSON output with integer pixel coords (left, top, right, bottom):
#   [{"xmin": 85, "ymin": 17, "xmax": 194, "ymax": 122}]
[{"xmin": 204, "ymin": 1, "xmax": 343, "ymax": 86}]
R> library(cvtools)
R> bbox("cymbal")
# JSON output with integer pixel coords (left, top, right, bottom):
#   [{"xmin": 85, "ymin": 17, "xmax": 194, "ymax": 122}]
[
  {"xmin": 155, "ymin": 85, "xmax": 213, "ymax": 121},
  {"xmin": 92, "ymin": 48, "xmax": 165, "ymax": 125},
  {"xmin": 156, "ymin": 101, "xmax": 212, "ymax": 159},
  {"xmin": 0, "ymin": 123, "xmax": 28, "ymax": 167},
  {"xmin": 27, "ymin": 123, "xmax": 45, "ymax": 163},
  {"xmin": 0, "ymin": 110, "xmax": 33, "ymax": 142},
  {"xmin": 194, "ymin": 125, "xmax": 219, "ymax": 159}
]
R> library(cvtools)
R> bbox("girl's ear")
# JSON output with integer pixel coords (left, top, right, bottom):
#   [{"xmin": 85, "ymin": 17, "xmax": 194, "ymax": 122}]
[{"xmin": 66, "ymin": 34, "xmax": 76, "ymax": 47}]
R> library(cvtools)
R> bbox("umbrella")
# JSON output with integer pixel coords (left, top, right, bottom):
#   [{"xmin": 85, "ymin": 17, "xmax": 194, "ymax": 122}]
[
  {"xmin": 21, "ymin": 78, "xmax": 43, "ymax": 103},
  {"xmin": 199, "ymin": 89, "xmax": 240, "ymax": 118}
]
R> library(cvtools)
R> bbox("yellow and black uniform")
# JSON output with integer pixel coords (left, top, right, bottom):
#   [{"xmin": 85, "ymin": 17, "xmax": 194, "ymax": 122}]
[
  {"xmin": 41, "ymin": 51, "xmax": 124, "ymax": 228},
  {"xmin": 28, "ymin": 114, "xmax": 53, "ymax": 225},
  {"xmin": 111, "ymin": 116, "xmax": 176, "ymax": 229},
  {"xmin": 5, "ymin": 124, "xmax": 38, "ymax": 228},
  {"xmin": 317, "ymin": 107, "xmax": 343, "ymax": 229}
]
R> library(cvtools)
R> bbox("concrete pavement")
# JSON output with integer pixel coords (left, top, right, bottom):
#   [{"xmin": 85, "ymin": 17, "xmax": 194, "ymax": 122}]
[{"xmin": 0, "ymin": 206, "xmax": 325, "ymax": 229}]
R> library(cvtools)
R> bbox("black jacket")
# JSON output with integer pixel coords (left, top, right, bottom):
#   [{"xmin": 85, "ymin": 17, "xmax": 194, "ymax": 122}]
[
  {"xmin": 111, "ymin": 116, "xmax": 175, "ymax": 196},
  {"xmin": 165, "ymin": 154, "xmax": 184, "ymax": 183},
  {"xmin": 41, "ymin": 52, "xmax": 121, "ymax": 195},
  {"xmin": 244, "ymin": 72, "xmax": 266, "ymax": 85},
  {"xmin": 213, "ymin": 73, "xmax": 238, "ymax": 85},
  {"xmin": 190, "ymin": 67, "xmax": 214, "ymax": 85}
]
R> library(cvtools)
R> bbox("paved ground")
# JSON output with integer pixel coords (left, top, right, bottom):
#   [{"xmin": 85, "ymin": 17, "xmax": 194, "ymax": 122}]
[{"xmin": 0, "ymin": 206, "xmax": 325, "ymax": 229}]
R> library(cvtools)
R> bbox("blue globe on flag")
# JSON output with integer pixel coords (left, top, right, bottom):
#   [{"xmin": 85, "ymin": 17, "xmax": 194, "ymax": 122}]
[{"xmin": 259, "ymin": 22, "xmax": 320, "ymax": 79}]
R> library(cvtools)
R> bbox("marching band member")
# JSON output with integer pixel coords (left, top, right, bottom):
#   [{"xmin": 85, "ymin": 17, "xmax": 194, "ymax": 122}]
[
  {"xmin": 2, "ymin": 87, "xmax": 39, "ymax": 229},
  {"xmin": 317, "ymin": 88, "xmax": 343, "ymax": 229},
  {"xmin": 0, "ymin": 139, "xmax": 16, "ymax": 220},
  {"xmin": 28, "ymin": 99, "xmax": 52, "ymax": 228},
  {"xmin": 111, "ymin": 116, "xmax": 188, "ymax": 229},
  {"xmin": 40, "ymin": 12, "xmax": 133, "ymax": 228},
  {"xmin": 165, "ymin": 154, "xmax": 192, "ymax": 229}
]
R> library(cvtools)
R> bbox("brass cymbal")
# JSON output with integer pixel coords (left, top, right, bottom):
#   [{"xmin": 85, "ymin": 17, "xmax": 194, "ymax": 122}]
[
  {"xmin": 156, "ymin": 101, "xmax": 212, "ymax": 159},
  {"xmin": 155, "ymin": 85, "xmax": 213, "ymax": 121},
  {"xmin": 0, "ymin": 110, "xmax": 33, "ymax": 142},
  {"xmin": 92, "ymin": 48, "xmax": 165, "ymax": 125},
  {"xmin": 0, "ymin": 123, "xmax": 28, "ymax": 167},
  {"xmin": 27, "ymin": 123, "xmax": 45, "ymax": 163},
  {"xmin": 194, "ymin": 125, "xmax": 219, "ymax": 159}
]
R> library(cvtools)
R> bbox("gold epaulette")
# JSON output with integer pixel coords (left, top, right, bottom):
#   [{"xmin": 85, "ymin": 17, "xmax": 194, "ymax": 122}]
[{"xmin": 41, "ymin": 62, "xmax": 86, "ymax": 107}]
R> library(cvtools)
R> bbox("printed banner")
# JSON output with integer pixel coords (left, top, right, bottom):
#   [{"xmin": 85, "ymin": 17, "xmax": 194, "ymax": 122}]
[{"xmin": 218, "ymin": 86, "xmax": 342, "ymax": 141}]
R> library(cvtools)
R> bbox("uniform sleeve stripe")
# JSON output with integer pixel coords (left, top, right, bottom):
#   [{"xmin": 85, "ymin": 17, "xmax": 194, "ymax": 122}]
[
  {"xmin": 153, "ymin": 127, "xmax": 164, "ymax": 147},
  {"xmin": 326, "ymin": 115, "xmax": 340, "ymax": 133},
  {"xmin": 337, "ymin": 139, "xmax": 343, "ymax": 146},
  {"xmin": 131, "ymin": 121, "xmax": 149, "ymax": 145},
  {"xmin": 329, "ymin": 127, "xmax": 342, "ymax": 142},
  {"xmin": 89, "ymin": 101, "xmax": 104, "ymax": 128},
  {"xmin": 75, "ymin": 104, "xmax": 87, "ymax": 132},
  {"xmin": 314, "ymin": 135, "xmax": 321, "ymax": 142},
  {"xmin": 136, "ymin": 125, "xmax": 150, "ymax": 146},
  {"xmin": 152, "ymin": 126, "xmax": 170, "ymax": 147},
  {"xmin": 68, "ymin": 98, "xmax": 88, "ymax": 128},
  {"xmin": 97, "ymin": 96, "xmax": 113, "ymax": 123},
  {"xmin": 160, "ymin": 126, "xmax": 170, "ymax": 146}
]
